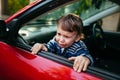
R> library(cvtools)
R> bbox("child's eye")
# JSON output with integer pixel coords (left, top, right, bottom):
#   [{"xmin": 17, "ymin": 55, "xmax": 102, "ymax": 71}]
[
  {"xmin": 64, "ymin": 35, "xmax": 70, "ymax": 38},
  {"xmin": 57, "ymin": 33, "xmax": 61, "ymax": 36}
]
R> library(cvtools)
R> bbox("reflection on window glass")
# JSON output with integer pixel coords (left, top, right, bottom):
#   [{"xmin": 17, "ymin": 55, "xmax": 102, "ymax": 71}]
[
  {"xmin": 40, "ymin": 0, "xmax": 116, "ymax": 21},
  {"xmin": 81, "ymin": 0, "xmax": 116, "ymax": 20}
]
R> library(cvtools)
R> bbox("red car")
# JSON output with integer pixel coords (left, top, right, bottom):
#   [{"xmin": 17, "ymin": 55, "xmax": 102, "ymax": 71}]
[{"xmin": 0, "ymin": 0, "xmax": 120, "ymax": 80}]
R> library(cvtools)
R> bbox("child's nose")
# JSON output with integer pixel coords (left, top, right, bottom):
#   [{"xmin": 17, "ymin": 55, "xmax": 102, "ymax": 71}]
[{"xmin": 59, "ymin": 36, "xmax": 64, "ymax": 42}]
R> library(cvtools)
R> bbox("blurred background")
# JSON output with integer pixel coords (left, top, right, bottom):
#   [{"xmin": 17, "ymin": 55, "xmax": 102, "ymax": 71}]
[{"xmin": 0, "ymin": 0, "xmax": 36, "ymax": 19}]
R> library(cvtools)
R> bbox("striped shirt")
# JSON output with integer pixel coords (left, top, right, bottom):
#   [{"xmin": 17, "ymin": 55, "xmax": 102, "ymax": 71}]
[{"xmin": 46, "ymin": 37, "xmax": 94, "ymax": 65}]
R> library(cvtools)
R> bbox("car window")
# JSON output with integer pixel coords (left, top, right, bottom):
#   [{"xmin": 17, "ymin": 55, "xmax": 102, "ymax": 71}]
[
  {"xmin": 81, "ymin": 0, "xmax": 117, "ymax": 20},
  {"xmin": 19, "ymin": 0, "xmax": 119, "ymax": 44},
  {"xmin": 39, "ymin": 0, "xmax": 116, "ymax": 20}
]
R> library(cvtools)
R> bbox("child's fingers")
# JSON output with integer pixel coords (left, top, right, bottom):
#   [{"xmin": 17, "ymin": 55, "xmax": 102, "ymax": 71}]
[{"xmin": 68, "ymin": 57, "xmax": 76, "ymax": 61}]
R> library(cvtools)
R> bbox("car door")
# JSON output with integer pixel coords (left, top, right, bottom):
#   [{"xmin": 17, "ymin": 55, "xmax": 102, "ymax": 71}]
[{"xmin": 3, "ymin": 0, "xmax": 120, "ymax": 79}]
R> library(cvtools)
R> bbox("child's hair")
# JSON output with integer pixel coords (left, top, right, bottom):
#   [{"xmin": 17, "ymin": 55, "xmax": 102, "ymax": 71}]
[{"xmin": 57, "ymin": 13, "xmax": 83, "ymax": 35}]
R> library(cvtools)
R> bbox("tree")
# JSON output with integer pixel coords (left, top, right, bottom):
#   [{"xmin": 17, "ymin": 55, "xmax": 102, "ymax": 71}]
[{"xmin": 7, "ymin": 0, "xmax": 29, "ymax": 15}]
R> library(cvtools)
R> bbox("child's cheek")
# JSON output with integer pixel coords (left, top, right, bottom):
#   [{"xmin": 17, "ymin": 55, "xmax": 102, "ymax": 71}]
[{"xmin": 55, "ymin": 36, "xmax": 59, "ymax": 42}]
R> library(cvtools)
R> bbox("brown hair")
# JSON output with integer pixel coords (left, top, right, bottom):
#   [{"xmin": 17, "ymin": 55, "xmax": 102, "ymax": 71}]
[{"xmin": 57, "ymin": 13, "xmax": 83, "ymax": 35}]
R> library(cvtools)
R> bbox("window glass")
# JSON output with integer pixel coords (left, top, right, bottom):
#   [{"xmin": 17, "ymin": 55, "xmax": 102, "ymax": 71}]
[
  {"xmin": 39, "ymin": 0, "xmax": 116, "ymax": 20},
  {"xmin": 81, "ymin": 0, "xmax": 117, "ymax": 20},
  {"xmin": 19, "ymin": 0, "xmax": 119, "ymax": 44}
]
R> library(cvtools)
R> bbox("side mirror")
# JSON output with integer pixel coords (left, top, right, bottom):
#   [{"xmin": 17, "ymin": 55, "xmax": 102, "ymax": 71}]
[{"xmin": 0, "ymin": 20, "xmax": 7, "ymax": 37}]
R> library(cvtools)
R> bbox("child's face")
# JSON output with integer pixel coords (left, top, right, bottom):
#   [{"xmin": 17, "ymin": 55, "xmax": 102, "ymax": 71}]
[{"xmin": 55, "ymin": 26, "xmax": 80, "ymax": 48}]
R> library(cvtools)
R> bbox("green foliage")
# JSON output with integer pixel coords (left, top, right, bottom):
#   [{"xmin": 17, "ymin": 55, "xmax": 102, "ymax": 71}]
[
  {"xmin": 40, "ymin": 0, "xmax": 92, "ymax": 20},
  {"xmin": 7, "ymin": 0, "xmax": 29, "ymax": 15},
  {"xmin": 73, "ymin": 0, "xmax": 92, "ymax": 15}
]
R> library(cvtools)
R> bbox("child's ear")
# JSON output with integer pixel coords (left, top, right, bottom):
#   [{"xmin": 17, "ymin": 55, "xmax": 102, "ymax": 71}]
[
  {"xmin": 75, "ymin": 33, "xmax": 85, "ymax": 42},
  {"xmin": 75, "ymin": 35, "xmax": 81, "ymax": 42},
  {"xmin": 80, "ymin": 33, "xmax": 85, "ymax": 40}
]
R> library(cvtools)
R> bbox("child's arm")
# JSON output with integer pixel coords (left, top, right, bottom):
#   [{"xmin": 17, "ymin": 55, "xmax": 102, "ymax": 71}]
[{"xmin": 31, "ymin": 43, "xmax": 48, "ymax": 54}]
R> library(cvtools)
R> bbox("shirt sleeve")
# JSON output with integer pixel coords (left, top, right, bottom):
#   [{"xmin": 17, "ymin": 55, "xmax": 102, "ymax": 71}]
[{"xmin": 45, "ymin": 37, "xmax": 57, "ymax": 53}]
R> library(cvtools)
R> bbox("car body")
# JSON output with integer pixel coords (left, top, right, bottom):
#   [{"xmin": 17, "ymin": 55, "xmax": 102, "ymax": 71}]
[{"xmin": 0, "ymin": 0, "xmax": 120, "ymax": 80}]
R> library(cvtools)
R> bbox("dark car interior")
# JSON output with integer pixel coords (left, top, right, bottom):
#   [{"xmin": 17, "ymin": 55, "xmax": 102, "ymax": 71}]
[{"xmin": 83, "ymin": 21, "xmax": 120, "ymax": 75}]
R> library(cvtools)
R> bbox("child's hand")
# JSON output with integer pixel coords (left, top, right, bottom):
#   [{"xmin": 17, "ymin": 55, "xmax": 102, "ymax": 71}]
[
  {"xmin": 31, "ymin": 43, "xmax": 48, "ymax": 54},
  {"xmin": 68, "ymin": 55, "xmax": 90, "ymax": 72}
]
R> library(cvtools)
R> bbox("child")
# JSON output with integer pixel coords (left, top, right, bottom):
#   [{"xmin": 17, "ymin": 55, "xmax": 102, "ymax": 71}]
[{"xmin": 31, "ymin": 13, "xmax": 93, "ymax": 72}]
